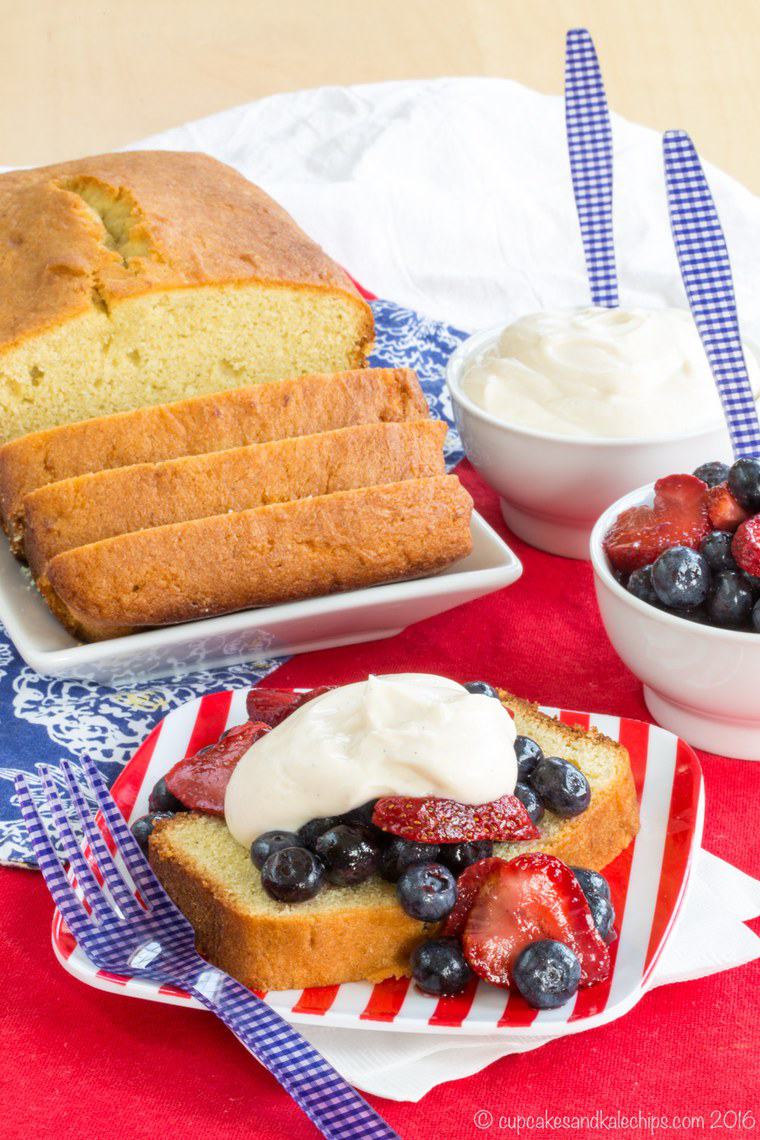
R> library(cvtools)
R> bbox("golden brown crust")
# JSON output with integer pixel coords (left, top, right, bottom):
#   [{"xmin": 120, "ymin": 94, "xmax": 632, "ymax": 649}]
[
  {"xmin": 148, "ymin": 692, "xmax": 640, "ymax": 992},
  {"xmin": 0, "ymin": 151, "xmax": 370, "ymax": 352},
  {"xmin": 149, "ymin": 828, "xmax": 428, "ymax": 991},
  {"xmin": 0, "ymin": 367, "xmax": 428, "ymax": 551},
  {"xmin": 23, "ymin": 419, "xmax": 448, "ymax": 577},
  {"xmin": 44, "ymin": 475, "xmax": 474, "ymax": 641}
]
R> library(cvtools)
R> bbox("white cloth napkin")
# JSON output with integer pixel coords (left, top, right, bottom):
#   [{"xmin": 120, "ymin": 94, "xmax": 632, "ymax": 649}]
[{"xmin": 96, "ymin": 78, "xmax": 760, "ymax": 1097}]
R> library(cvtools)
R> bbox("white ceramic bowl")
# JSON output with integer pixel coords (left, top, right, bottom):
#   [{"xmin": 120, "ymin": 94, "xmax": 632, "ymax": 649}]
[
  {"xmin": 591, "ymin": 484, "xmax": 760, "ymax": 760},
  {"xmin": 446, "ymin": 325, "xmax": 734, "ymax": 560}
]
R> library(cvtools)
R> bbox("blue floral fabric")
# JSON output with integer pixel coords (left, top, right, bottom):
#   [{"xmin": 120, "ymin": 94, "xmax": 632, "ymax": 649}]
[{"xmin": 0, "ymin": 299, "xmax": 467, "ymax": 867}]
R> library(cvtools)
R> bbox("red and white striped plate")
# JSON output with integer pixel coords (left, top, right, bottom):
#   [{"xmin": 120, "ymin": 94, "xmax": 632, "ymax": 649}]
[{"xmin": 52, "ymin": 687, "xmax": 704, "ymax": 1036}]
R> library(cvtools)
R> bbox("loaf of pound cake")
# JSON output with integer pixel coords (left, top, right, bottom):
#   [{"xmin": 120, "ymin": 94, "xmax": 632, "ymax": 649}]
[
  {"xmin": 148, "ymin": 690, "xmax": 639, "ymax": 991},
  {"xmin": 23, "ymin": 419, "xmax": 448, "ymax": 577},
  {"xmin": 0, "ymin": 151, "xmax": 374, "ymax": 442},
  {"xmin": 41, "ymin": 475, "xmax": 474, "ymax": 641},
  {"xmin": 0, "ymin": 367, "xmax": 427, "ymax": 553}
]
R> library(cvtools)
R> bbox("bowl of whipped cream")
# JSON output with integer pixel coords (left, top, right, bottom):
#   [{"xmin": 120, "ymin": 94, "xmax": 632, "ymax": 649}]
[{"xmin": 446, "ymin": 306, "xmax": 760, "ymax": 559}]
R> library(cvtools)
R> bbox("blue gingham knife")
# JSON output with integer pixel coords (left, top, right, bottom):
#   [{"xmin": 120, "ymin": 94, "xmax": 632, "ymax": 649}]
[
  {"xmin": 15, "ymin": 759, "xmax": 401, "ymax": 1140},
  {"xmin": 663, "ymin": 129, "xmax": 760, "ymax": 459},
  {"xmin": 565, "ymin": 27, "xmax": 619, "ymax": 307}
]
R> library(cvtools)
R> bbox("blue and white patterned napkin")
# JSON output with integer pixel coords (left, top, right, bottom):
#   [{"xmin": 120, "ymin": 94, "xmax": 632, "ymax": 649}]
[{"xmin": 0, "ymin": 299, "xmax": 466, "ymax": 867}]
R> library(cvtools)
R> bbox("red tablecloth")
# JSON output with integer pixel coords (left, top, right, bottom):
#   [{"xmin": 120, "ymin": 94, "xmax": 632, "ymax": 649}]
[{"xmin": 2, "ymin": 462, "xmax": 758, "ymax": 1139}]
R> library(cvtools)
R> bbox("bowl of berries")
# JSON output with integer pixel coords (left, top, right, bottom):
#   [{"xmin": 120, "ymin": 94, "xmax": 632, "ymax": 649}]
[{"xmin": 590, "ymin": 459, "xmax": 760, "ymax": 759}]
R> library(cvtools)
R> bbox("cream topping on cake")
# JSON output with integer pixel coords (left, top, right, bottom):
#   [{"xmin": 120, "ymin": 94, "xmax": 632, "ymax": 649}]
[
  {"xmin": 461, "ymin": 305, "xmax": 760, "ymax": 439},
  {"xmin": 224, "ymin": 674, "xmax": 518, "ymax": 845}
]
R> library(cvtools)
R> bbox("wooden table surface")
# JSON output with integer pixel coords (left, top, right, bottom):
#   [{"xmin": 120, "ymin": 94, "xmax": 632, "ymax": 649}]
[{"xmin": 4, "ymin": 0, "xmax": 758, "ymax": 192}]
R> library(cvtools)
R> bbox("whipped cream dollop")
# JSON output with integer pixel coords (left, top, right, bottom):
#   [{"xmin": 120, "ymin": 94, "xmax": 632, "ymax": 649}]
[
  {"xmin": 224, "ymin": 674, "xmax": 518, "ymax": 847},
  {"xmin": 461, "ymin": 305, "xmax": 760, "ymax": 439}
]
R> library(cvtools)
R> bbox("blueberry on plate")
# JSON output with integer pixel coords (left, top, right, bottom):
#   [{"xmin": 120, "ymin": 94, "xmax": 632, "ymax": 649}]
[
  {"xmin": 298, "ymin": 815, "xmax": 340, "ymax": 852},
  {"xmin": 700, "ymin": 531, "xmax": 737, "ymax": 574},
  {"xmin": 147, "ymin": 776, "xmax": 185, "ymax": 814},
  {"xmin": 512, "ymin": 939, "xmax": 581, "ymax": 1009},
  {"xmin": 707, "ymin": 570, "xmax": 754, "ymax": 628},
  {"xmin": 514, "ymin": 735, "xmax": 543, "ymax": 780},
  {"xmin": 411, "ymin": 937, "xmax": 472, "ymax": 996},
  {"xmin": 745, "ymin": 572, "xmax": 760, "ymax": 595},
  {"xmin": 530, "ymin": 756, "xmax": 590, "ymax": 817},
  {"xmin": 250, "ymin": 829, "xmax": 303, "ymax": 870},
  {"xmin": 651, "ymin": 546, "xmax": 711, "ymax": 609},
  {"xmin": 753, "ymin": 599, "xmax": 760, "ymax": 632},
  {"xmin": 626, "ymin": 565, "xmax": 658, "ymax": 605},
  {"xmin": 396, "ymin": 862, "xmax": 457, "ymax": 922},
  {"xmin": 261, "ymin": 846, "xmax": 325, "ymax": 903},
  {"xmin": 587, "ymin": 894, "xmax": 617, "ymax": 943},
  {"xmin": 379, "ymin": 838, "xmax": 440, "ymax": 882},
  {"xmin": 513, "ymin": 781, "xmax": 544, "ymax": 824},
  {"xmin": 339, "ymin": 800, "xmax": 379, "ymax": 830},
  {"xmin": 314, "ymin": 824, "xmax": 379, "ymax": 886},
  {"xmin": 438, "ymin": 841, "xmax": 493, "ymax": 877},
  {"xmin": 463, "ymin": 681, "xmax": 499, "ymax": 698},
  {"xmin": 727, "ymin": 457, "xmax": 760, "ymax": 512},
  {"xmin": 570, "ymin": 866, "xmax": 611, "ymax": 904},
  {"xmin": 131, "ymin": 812, "xmax": 174, "ymax": 855},
  {"xmin": 693, "ymin": 460, "xmax": 729, "ymax": 488}
]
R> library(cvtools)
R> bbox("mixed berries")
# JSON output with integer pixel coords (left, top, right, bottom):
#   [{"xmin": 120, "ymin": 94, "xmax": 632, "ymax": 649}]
[
  {"xmin": 605, "ymin": 460, "xmax": 760, "ymax": 632},
  {"xmin": 131, "ymin": 683, "xmax": 609, "ymax": 1010}
]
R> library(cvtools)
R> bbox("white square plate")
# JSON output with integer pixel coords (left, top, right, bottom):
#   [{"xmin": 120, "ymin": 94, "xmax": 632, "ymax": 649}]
[
  {"xmin": 0, "ymin": 511, "xmax": 521, "ymax": 685},
  {"xmin": 52, "ymin": 689, "xmax": 703, "ymax": 1036}
]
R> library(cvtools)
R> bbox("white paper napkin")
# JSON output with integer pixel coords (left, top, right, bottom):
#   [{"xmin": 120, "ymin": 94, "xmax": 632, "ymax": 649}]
[{"xmin": 296, "ymin": 849, "xmax": 760, "ymax": 1101}]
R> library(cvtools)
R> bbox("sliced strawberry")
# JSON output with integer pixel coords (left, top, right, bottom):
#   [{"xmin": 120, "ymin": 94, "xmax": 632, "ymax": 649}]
[
  {"xmin": 706, "ymin": 483, "xmax": 749, "ymax": 532},
  {"xmin": 604, "ymin": 472, "xmax": 710, "ymax": 573},
  {"xmin": 164, "ymin": 720, "xmax": 270, "ymax": 814},
  {"xmin": 462, "ymin": 853, "xmax": 610, "ymax": 987},
  {"xmin": 372, "ymin": 794, "xmax": 538, "ymax": 844},
  {"xmin": 733, "ymin": 515, "xmax": 760, "ymax": 576},
  {"xmin": 442, "ymin": 857, "xmax": 505, "ymax": 937},
  {"xmin": 245, "ymin": 685, "xmax": 332, "ymax": 727}
]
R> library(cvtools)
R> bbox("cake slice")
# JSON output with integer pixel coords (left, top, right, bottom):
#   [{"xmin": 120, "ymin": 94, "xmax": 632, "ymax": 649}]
[
  {"xmin": 41, "ymin": 475, "xmax": 474, "ymax": 641},
  {"xmin": 0, "ymin": 367, "xmax": 428, "ymax": 554},
  {"xmin": 148, "ymin": 691, "xmax": 639, "ymax": 991},
  {"xmin": 23, "ymin": 419, "xmax": 448, "ymax": 577},
  {"xmin": 0, "ymin": 151, "xmax": 374, "ymax": 442}
]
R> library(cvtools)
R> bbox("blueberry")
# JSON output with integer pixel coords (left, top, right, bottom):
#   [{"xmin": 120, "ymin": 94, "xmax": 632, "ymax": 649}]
[
  {"xmin": 744, "ymin": 572, "xmax": 760, "ymax": 595},
  {"xmin": 379, "ymin": 838, "xmax": 440, "ymax": 882},
  {"xmin": 438, "ymin": 841, "xmax": 493, "ymax": 877},
  {"xmin": 410, "ymin": 937, "xmax": 472, "ymax": 996},
  {"xmin": 728, "ymin": 458, "xmax": 760, "ymax": 512},
  {"xmin": 693, "ymin": 461, "xmax": 730, "ymax": 487},
  {"xmin": 298, "ymin": 816, "xmax": 340, "ymax": 852},
  {"xmin": 250, "ymin": 829, "xmax": 303, "ymax": 870},
  {"xmin": 463, "ymin": 681, "xmax": 499, "ymax": 698},
  {"xmin": 514, "ymin": 735, "xmax": 543, "ymax": 780},
  {"xmin": 147, "ymin": 776, "xmax": 185, "ymax": 814},
  {"xmin": 340, "ymin": 800, "xmax": 379, "ymax": 830},
  {"xmin": 570, "ymin": 866, "xmax": 611, "ymax": 904},
  {"xmin": 261, "ymin": 846, "xmax": 325, "ymax": 903},
  {"xmin": 651, "ymin": 546, "xmax": 711, "ymax": 609},
  {"xmin": 514, "ymin": 781, "xmax": 544, "ymax": 824},
  {"xmin": 707, "ymin": 570, "xmax": 754, "ymax": 628},
  {"xmin": 626, "ymin": 565, "xmax": 658, "ymax": 605},
  {"xmin": 754, "ymin": 599, "xmax": 760, "ymax": 632},
  {"xmin": 396, "ymin": 862, "xmax": 457, "ymax": 922},
  {"xmin": 530, "ymin": 756, "xmax": 590, "ymax": 817},
  {"xmin": 314, "ymin": 824, "xmax": 379, "ymax": 886},
  {"xmin": 700, "ymin": 531, "xmax": 737, "ymax": 574},
  {"xmin": 588, "ymin": 894, "xmax": 617, "ymax": 943},
  {"xmin": 131, "ymin": 812, "xmax": 174, "ymax": 855},
  {"xmin": 512, "ymin": 940, "xmax": 581, "ymax": 1009}
]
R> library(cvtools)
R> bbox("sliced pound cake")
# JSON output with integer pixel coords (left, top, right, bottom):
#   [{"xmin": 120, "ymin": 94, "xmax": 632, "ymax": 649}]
[
  {"xmin": 0, "ymin": 151, "xmax": 374, "ymax": 441},
  {"xmin": 148, "ymin": 690, "xmax": 639, "ymax": 991}
]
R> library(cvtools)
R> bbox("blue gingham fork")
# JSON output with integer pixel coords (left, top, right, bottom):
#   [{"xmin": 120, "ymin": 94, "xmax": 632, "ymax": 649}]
[
  {"xmin": 565, "ymin": 27, "xmax": 619, "ymax": 308},
  {"xmin": 15, "ymin": 758, "xmax": 400, "ymax": 1140}
]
